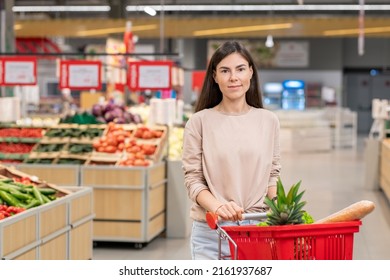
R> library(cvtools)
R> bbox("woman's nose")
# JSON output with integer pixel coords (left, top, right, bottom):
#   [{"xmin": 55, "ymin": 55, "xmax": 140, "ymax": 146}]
[{"xmin": 230, "ymin": 72, "xmax": 238, "ymax": 80}]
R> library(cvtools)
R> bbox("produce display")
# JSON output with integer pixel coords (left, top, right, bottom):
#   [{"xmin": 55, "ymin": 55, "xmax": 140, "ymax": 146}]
[
  {"xmin": 91, "ymin": 102, "xmax": 143, "ymax": 124},
  {"xmin": 168, "ymin": 126, "xmax": 184, "ymax": 160},
  {"xmin": 0, "ymin": 127, "xmax": 45, "ymax": 164},
  {"xmin": 0, "ymin": 166, "xmax": 66, "ymax": 221},
  {"xmin": 92, "ymin": 123, "xmax": 166, "ymax": 166}
]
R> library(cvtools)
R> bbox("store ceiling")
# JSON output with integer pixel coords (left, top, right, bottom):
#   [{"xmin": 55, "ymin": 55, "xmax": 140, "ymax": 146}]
[{"xmin": 12, "ymin": 0, "xmax": 390, "ymax": 39}]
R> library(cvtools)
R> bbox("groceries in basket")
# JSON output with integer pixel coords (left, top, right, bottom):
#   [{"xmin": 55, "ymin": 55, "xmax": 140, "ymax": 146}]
[{"xmin": 208, "ymin": 178, "xmax": 376, "ymax": 260}]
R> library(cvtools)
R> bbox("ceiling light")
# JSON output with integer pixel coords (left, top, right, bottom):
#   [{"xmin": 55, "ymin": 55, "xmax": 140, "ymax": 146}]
[
  {"xmin": 144, "ymin": 6, "xmax": 157, "ymax": 16},
  {"xmin": 265, "ymin": 35, "xmax": 274, "ymax": 48},
  {"xmin": 324, "ymin": 26, "xmax": 390, "ymax": 36},
  {"xmin": 193, "ymin": 23, "xmax": 292, "ymax": 36},
  {"xmin": 12, "ymin": 6, "xmax": 110, "ymax": 12},
  {"xmin": 76, "ymin": 25, "xmax": 158, "ymax": 37},
  {"xmin": 126, "ymin": 5, "xmax": 390, "ymax": 12}
]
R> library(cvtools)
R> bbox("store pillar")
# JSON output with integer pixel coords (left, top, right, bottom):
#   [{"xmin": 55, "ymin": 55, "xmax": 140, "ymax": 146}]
[{"xmin": 0, "ymin": 0, "xmax": 15, "ymax": 97}]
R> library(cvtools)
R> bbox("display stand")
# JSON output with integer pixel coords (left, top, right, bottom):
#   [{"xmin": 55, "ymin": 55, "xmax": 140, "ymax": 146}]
[
  {"xmin": 80, "ymin": 162, "xmax": 167, "ymax": 248},
  {"xmin": 0, "ymin": 186, "xmax": 93, "ymax": 260}
]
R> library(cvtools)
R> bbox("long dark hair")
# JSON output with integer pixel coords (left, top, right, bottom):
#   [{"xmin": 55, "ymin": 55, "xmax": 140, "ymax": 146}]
[{"xmin": 194, "ymin": 41, "xmax": 263, "ymax": 112}]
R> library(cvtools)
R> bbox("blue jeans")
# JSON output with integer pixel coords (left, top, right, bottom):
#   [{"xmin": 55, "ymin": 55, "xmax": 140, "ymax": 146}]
[{"xmin": 191, "ymin": 219, "xmax": 259, "ymax": 260}]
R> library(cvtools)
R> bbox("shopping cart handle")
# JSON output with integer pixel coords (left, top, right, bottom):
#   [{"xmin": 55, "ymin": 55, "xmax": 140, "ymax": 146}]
[
  {"xmin": 242, "ymin": 212, "xmax": 268, "ymax": 220},
  {"xmin": 206, "ymin": 212, "xmax": 268, "ymax": 229}
]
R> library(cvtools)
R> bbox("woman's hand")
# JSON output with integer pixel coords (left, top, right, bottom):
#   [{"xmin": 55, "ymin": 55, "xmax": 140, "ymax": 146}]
[{"xmin": 214, "ymin": 201, "xmax": 244, "ymax": 222}]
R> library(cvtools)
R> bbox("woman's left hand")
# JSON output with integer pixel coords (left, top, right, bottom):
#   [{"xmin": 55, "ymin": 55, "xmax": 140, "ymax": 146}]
[{"xmin": 215, "ymin": 201, "xmax": 244, "ymax": 222}]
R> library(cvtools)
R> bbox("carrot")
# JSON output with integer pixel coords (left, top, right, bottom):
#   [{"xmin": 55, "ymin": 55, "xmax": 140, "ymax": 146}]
[{"xmin": 314, "ymin": 200, "xmax": 375, "ymax": 224}]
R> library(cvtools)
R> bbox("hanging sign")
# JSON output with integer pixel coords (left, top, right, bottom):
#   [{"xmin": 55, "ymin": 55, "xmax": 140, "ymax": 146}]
[
  {"xmin": 0, "ymin": 57, "xmax": 37, "ymax": 86},
  {"xmin": 59, "ymin": 60, "xmax": 102, "ymax": 90},
  {"xmin": 127, "ymin": 61, "xmax": 173, "ymax": 91}
]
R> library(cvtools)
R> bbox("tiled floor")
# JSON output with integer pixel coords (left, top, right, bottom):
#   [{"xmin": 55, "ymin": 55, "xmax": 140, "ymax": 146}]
[{"xmin": 93, "ymin": 137, "xmax": 390, "ymax": 260}]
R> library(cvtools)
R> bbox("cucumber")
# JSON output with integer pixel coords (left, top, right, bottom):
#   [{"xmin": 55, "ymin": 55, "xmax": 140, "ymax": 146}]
[
  {"xmin": 32, "ymin": 186, "xmax": 44, "ymax": 205},
  {"xmin": 0, "ymin": 190, "xmax": 23, "ymax": 207},
  {"xmin": 38, "ymin": 188, "xmax": 57, "ymax": 195}
]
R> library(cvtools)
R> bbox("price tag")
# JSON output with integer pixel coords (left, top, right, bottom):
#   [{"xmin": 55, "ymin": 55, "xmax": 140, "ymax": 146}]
[
  {"xmin": 127, "ymin": 61, "xmax": 173, "ymax": 91},
  {"xmin": 0, "ymin": 57, "xmax": 37, "ymax": 86},
  {"xmin": 59, "ymin": 60, "xmax": 102, "ymax": 90}
]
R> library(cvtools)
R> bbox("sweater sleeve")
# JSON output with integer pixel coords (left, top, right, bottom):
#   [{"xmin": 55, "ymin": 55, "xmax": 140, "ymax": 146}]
[
  {"xmin": 269, "ymin": 114, "xmax": 281, "ymax": 187},
  {"xmin": 182, "ymin": 115, "xmax": 209, "ymax": 203}
]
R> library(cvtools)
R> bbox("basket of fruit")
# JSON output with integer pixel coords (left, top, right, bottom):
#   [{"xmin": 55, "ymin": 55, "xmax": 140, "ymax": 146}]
[{"xmin": 207, "ymin": 180, "xmax": 375, "ymax": 260}]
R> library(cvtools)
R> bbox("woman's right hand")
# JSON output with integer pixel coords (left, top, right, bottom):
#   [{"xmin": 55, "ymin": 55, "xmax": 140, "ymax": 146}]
[{"xmin": 214, "ymin": 201, "xmax": 244, "ymax": 222}]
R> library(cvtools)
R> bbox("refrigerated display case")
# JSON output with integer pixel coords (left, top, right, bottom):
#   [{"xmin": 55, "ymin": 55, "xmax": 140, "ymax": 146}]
[
  {"xmin": 263, "ymin": 82, "xmax": 283, "ymax": 110},
  {"xmin": 281, "ymin": 80, "xmax": 305, "ymax": 110}
]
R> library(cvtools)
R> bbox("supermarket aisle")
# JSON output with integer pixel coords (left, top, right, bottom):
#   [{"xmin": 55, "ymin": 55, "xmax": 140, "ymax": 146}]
[{"xmin": 93, "ymin": 137, "xmax": 390, "ymax": 260}]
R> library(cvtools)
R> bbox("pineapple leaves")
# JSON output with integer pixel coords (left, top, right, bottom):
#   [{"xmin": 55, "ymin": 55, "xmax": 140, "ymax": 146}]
[{"xmin": 261, "ymin": 179, "xmax": 312, "ymax": 226}]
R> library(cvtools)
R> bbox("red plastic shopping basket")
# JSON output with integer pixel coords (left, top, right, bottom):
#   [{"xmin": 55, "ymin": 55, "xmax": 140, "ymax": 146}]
[{"xmin": 221, "ymin": 220, "xmax": 362, "ymax": 260}]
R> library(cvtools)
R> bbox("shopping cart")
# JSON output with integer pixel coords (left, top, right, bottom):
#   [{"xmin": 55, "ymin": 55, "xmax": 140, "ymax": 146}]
[{"xmin": 206, "ymin": 212, "xmax": 362, "ymax": 260}]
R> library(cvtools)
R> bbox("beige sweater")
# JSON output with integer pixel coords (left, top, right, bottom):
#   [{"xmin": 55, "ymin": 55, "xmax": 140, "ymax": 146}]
[{"xmin": 182, "ymin": 107, "xmax": 281, "ymax": 221}]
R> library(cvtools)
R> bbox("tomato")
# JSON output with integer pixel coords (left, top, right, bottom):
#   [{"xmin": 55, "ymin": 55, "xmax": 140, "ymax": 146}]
[
  {"xmin": 116, "ymin": 135, "xmax": 125, "ymax": 143},
  {"xmin": 133, "ymin": 159, "xmax": 146, "ymax": 166},
  {"xmin": 153, "ymin": 130, "xmax": 163, "ymax": 138},
  {"xmin": 0, "ymin": 212, "xmax": 5, "ymax": 220},
  {"xmin": 142, "ymin": 131, "xmax": 154, "ymax": 139},
  {"xmin": 97, "ymin": 147, "xmax": 105, "ymax": 152},
  {"xmin": 129, "ymin": 145, "xmax": 141, "ymax": 153},
  {"xmin": 117, "ymin": 143, "xmax": 125, "ymax": 151},
  {"xmin": 104, "ymin": 145, "xmax": 117, "ymax": 153}
]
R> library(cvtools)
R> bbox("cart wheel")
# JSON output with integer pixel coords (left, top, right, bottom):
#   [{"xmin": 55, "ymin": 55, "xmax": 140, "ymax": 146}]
[{"xmin": 134, "ymin": 243, "xmax": 143, "ymax": 249}]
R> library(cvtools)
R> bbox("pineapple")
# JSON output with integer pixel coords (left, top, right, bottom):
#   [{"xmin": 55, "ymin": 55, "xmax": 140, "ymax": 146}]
[{"xmin": 263, "ymin": 179, "xmax": 307, "ymax": 225}]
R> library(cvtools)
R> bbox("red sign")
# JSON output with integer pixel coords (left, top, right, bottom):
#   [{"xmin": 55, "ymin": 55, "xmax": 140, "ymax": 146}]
[
  {"xmin": 192, "ymin": 70, "xmax": 206, "ymax": 91},
  {"xmin": 0, "ymin": 57, "xmax": 37, "ymax": 86},
  {"xmin": 59, "ymin": 60, "xmax": 102, "ymax": 90},
  {"xmin": 127, "ymin": 61, "xmax": 173, "ymax": 91}
]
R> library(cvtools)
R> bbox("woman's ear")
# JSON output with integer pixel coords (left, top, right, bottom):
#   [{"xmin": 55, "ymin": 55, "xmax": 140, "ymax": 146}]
[
  {"xmin": 249, "ymin": 66, "xmax": 253, "ymax": 79},
  {"xmin": 213, "ymin": 71, "xmax": 218, "ymax": 83}
]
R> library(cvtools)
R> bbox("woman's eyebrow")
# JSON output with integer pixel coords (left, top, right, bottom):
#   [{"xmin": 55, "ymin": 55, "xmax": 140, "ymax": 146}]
[{"xmin": 218, "ymin": 64, "xmax": 247, "ymax": 70}]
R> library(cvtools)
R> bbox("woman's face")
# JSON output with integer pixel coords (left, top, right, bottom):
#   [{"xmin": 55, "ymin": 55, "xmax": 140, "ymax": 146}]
[{"xmin": 213, "ymin": 52, "xmax": 253, "ymax": 102}]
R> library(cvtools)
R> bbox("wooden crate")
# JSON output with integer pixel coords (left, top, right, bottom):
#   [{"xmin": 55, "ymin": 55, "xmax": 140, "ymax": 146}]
[
  {"xmin": 0, "ymin": 211, "xmax": 39, "ymax": 259},
  {"xmin": 94, "ymin": 221, "xmax": 142, "ymax": 240},
  {"xmin": 81, "ymin": 162, "xmax": 167, "ymax": 244},
  {"xmin": 40, "ymin": 233, "xmax": 68, "ymax": 260},
  {"xmin": 81, "ymin": 165, "xmax": 144, "ymax": 187},
  {"xmin": 69, "ymin": 220, "xmax": 93, "ymax": 260},
  {"xmin": 15, "ymin": 164, "xmax": 80, "ymax": 186},
  {"xmin": 0, "ymin": 186, "xmax": 93, "ymax": 260},
  {"xmin": 40, "ymin": 199, "xmax": 68, "ymax": 239}
]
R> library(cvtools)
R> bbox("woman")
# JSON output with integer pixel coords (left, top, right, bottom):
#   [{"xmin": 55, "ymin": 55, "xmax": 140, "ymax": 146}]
[{"xmin": 182, "ymin": 41, "xmax": 281, "ymax": 260}]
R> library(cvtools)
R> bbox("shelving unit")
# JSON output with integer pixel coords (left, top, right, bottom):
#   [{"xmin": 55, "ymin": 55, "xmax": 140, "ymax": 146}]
[
  {"xmin": 324, "ymin": 107, "xmax": 358, "ymax": 149},
  {"xmin": 305, "ymin": 83, "xmax": 323, "ymax": 108}
]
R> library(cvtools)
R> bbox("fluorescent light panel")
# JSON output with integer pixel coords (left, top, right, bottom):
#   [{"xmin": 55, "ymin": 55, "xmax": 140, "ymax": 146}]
[
  {"xmin": 324, "ymin": 26, "xmax": 390, "ymax": 36},
  {"xmin": 126, "ymin": 5, "xmax": 390, "ymax": 12},
  {"xmin": 194, "ymin": 23, "xmax": 292, "ymax": 36},
  {"xmin": 13, "ymin": 6, "xmax": 110, "ymax": 12},
  {"xmin": 76, "ymin": 25, "xmax": 158, "ymax": 37}
]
